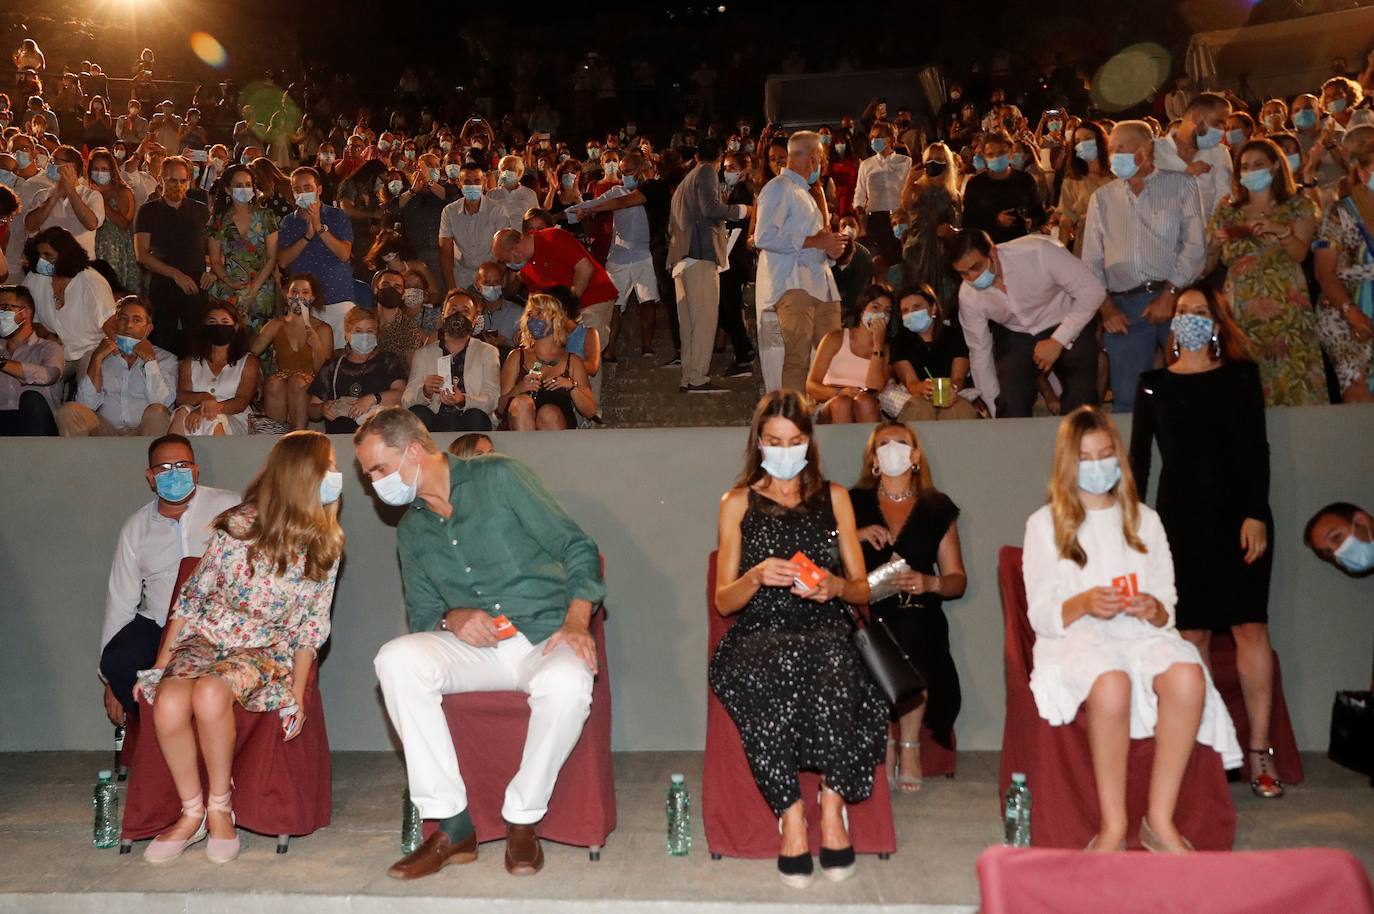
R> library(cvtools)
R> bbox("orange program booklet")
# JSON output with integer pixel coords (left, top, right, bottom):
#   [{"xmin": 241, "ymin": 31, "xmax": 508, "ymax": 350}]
[
  {"xmin": 492, "ymin": 614, "xmax": 518, "ymax": 640},
  {"xmin": 790, "ymin": 551, "xmax": 829, "ymax": 596}
]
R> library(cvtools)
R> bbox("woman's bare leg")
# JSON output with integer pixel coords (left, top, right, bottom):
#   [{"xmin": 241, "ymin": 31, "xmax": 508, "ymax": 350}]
[
  {"xmin": 190, "ymin": 676, "xmax": 238, "ymax": 840},
  {"xmin": 152, "ymin": 678, "xmax": 204, "ymax": 840},
  {"xmin": 1145, "ymin": 662, "xmax": 1206, "ymax": 850},
  {"xmin": 1084, "ymin": 671, "xmax": 1131, "ymax": 851}
]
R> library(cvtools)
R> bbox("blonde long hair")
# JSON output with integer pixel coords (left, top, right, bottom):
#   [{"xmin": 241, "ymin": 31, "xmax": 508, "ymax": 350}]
[
  {"xmin": 853, "ymin": 421, "xmax": 935, "ymax": 494},
  {"xmin": 519, "ymin": 293, "xmax": 570, "ymax": 348},
  {"xmin": 219, "ymin": 430, "xmax": 344, "ymax": 581},
  {"xmin": 1049, "ymin": 407, "xmax": 1146, "ymax": 567}
]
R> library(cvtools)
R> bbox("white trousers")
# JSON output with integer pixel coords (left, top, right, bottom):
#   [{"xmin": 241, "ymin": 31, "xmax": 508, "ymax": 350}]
[{"xmin": 374, "ymin": 631, "xmax": 594, "ymax": 824}]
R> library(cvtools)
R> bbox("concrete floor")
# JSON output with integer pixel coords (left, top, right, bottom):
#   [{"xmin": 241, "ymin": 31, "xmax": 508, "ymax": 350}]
[{"xmin": 1, "ymin": 750, "xmax": 1371, "ymax": 914}]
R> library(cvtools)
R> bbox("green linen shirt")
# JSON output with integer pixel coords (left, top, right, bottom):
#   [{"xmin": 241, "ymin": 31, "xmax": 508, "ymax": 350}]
[{"xmin": 396, "ymin": 453, "xmax": 606, "ymax": 642}]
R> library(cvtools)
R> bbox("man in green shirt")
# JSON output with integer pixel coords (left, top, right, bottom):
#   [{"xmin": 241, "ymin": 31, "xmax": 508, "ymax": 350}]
[{"xmin": 355, "ymin": 408, "xmax": 605, "ymax": 880}]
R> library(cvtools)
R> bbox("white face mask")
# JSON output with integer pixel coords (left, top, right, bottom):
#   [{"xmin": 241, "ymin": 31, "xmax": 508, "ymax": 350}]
[
  {"xmin": 876, "ymin": 440, "xmax": 915, "ymax": 477},
  {"xmin": 759, "ymin": 443, "xmax": 808, "ymax": 481},
  {"xmin": 372, "ymin": 446, "xmax": 420, "ymax": 506}
]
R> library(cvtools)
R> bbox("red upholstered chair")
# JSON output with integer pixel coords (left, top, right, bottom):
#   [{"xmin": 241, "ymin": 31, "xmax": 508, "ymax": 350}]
[
  {"xmin": 977, "ymin": 845, "xmax": 1374, "ymax": 914},
  {"xmin": 119, "ymin": 556, "xmax": 333, "ymax": 854},
  {"xmin": 996, "ymin": 546, "xmax": 1236, "ymax": 851},
  {"xmin": 703, "ymin": 551, "xmax": 897, "ymax": 860},
  {"xmin": 421, "ymin": 556, "xmax": 616, "ymax": 860},
  {"xmin": 1207, "ymin": 632, "xmax": 1304, "ymax": 785}
]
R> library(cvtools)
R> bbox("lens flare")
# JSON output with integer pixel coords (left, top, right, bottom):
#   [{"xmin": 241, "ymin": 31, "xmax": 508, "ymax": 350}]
[
  {"xmin": 1091, "ymin": 43, "xmax": 1172, "ymax": 113},
  {"xmin": 190, "ymin": 32, "xmax": 228, "ymax": 69}
]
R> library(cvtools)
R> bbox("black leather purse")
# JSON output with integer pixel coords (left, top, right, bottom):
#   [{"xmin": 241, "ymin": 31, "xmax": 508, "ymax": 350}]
[{"xmin": 845, "ymin": 603, "xmax": 926, "ymax": 706}]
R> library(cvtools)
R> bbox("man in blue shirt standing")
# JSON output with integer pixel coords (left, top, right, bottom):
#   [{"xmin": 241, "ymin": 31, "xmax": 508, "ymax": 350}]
[{"xmin": 277, "ymin": 167, "xmax": 354, "ymax": 351}]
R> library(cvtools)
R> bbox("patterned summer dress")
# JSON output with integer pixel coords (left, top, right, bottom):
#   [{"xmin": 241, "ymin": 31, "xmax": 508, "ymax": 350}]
[
  {"xmin": 163, "ymin": 504, "xmax": 338, "ymax": 711},
  {"xmin": 1208, "ymin": 195, "xmax": 1325, "ymax": 406},
  {"xmin": 1314, "ymin": 191, "xmax": 1374, "ymax": 395},
  {"xmin": 709, "ymin": 488, "xmax": 888, "ymax": 816},
  {"xmin": 208, "ymin": 206, "xmax": 281, "ymax": 333}
]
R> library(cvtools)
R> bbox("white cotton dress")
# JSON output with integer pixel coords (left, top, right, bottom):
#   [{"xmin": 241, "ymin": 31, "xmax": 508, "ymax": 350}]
[{"xmin": 1022, "ymin": 502, "xmax": 1242, "ymax": 770}]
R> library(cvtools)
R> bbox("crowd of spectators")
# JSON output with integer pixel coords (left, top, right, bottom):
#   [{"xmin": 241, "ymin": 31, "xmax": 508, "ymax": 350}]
[{"xmin": 2, "ymin": 37, "xmax": 1373, "ymax": 437}]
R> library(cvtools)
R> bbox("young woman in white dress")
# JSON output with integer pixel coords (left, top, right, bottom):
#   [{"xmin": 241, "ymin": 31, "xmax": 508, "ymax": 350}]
[{"xmin": 1021, "ymin": 406, "xmax": 1240, "ymax": 854}]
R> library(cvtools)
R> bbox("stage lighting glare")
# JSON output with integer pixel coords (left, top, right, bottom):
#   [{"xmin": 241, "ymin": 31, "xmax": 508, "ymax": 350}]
[{"xmin": 190, "ymin": 31, "xmax": 228, "ymax": 69}]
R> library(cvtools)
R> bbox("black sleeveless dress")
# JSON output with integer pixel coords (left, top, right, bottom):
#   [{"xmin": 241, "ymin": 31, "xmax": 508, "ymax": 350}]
[
  {"xmin": 849, "ymin": 487, "xmax": 962, "ymax": 749},
  {"xmin": 709, "ymin": 489, "xmax": 889, "ymax": 816}
]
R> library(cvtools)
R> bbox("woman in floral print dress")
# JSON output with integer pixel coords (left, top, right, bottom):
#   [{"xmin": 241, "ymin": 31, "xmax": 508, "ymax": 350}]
[
  {"xmin": 207, "ymin": 164, "xmax": 281, "ymax": 336},
  {"xmin": 1206, "ymin": 139, "xmax": 1325, "ymax": 407},
  {"xmin": 137, "ymin": 431, "xmax": 344, "ymax": 865}
]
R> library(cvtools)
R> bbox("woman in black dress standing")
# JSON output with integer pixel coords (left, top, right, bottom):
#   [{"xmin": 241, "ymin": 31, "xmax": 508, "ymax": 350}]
[
  {"xmin": 1129, "ymin": 284, "xmax": 1280, "ymax": 798},
  {"xmin": 849, "ymin": 421, "xmax": 967, "ymax": 793},
  {"xmin": 710, "ymin": 390, "xmax": 887, "ymax": 889}
]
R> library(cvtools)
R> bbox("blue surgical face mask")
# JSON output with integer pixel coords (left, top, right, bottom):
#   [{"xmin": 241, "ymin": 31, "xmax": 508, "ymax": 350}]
[
  {"xmin": 461, "ymin": 185, "xmax": 483, "ymax": 202},
  {"xmin": 1078, "ymin": 456, "xmax": 1121, "ymax": 495},
  {"xmin": 1367, "ymin": 171, "xmax": 1374, "ymax": 193},
  {"xmin": 231, "ymin": 186, "xmax": 255, "ymax": 204},
  {"xmin": 115, "ymin": 334, "xmax": 140, "ymax": 356},
  {"xmin": 972, "ymin": 153, "xmax": 986, "ymax": 171},
  {"xmin": 0, "ymin": 311, "xmax": 19, "ymax": 337},
  {"xmin": 892, "ymin": 223, "xmax": 907, "ymax": 239},
  {"xmin": 508, "ymin": 259, "xmax": 527, "ymax": 270},
  {"xmin": 1334, "ymin": 530, "xmax": 1374, "ymax": 574},
  {"xmin": 240, "ymin": 153, "xmax": 253, "ymax": 165},
  {"xmin": 1010, "ymin": 152, "xmax": 1027, "ymax": 170},
  {"xmin": 349, "ymin": 332, "xmax": 377, "ymax": 354},
  {"xmin": 497, "ymin": 170, "xmax": 516, "ymax": 188},
  {"xmin": 986, "ymin": 154, "xmax": 1010, "ymax": 174},
  {"xmin": 445, "ymin": 164, "xmax": 461, "ymax": 180},
  {"xmin": 426, "ymin": 167, "xmax": 441, "ymax": 183},
  {"xmin": 970, "ymin": 265, "xmax": 996, "ymax": 290},
  {"xmin": 871, "ymin": 137, "xmax": 886, "ymax": 153},
  {"xmin": 14, "ymin": 150, "xmax": 31, "ymax": 169},
  {"xmin": 1328, "ymin": 98, "xmax": 1348, "ymax": 113},
  {"xmin": 903, "ymin": 310, "xmax": 933, "ymax": 333},
  {"xmin": 319, "ymin": 470, "xmax": 343, "ymax": 506},
  {"xmin": 622, "ymin": 174, "xmax": 638, "ymax": 191},
  {"xmin": 1225, "ymin": 128, "xmax": 1246, "ymax": 147},
  {"xmin": 34, "ymin": 256, "xmax": 56, "ymax": 276},
  {"xmin": 480, "ymin": 284, "xmax": 502, "ymax": 302},
  {"xmin": 1238, "ymin": 167, "xmax": 1274, "ymax": 193},
  {"xmin": 1195, "ymin": 125, "xmax": 1222, "ymax": 150},
  {"xmin": 1294, "ymin": 108, "xmax": 1317, "ymax": 129},
  {"xmin": 1047, "ymin": 120, "xmax": 1062, "ymax": 133},
  {"xmin": 1286, "ymin": 152, "xmax": 1302, "ymax": 173},
  {"xmin": 806, "ymin": 167, "xmax": 820, "ymax": 185},
  {"xmin": 759, "ymin": 443, "xmax": 808, "ymax": 481},
  {"xmin": 154, "ymin": 467, "xmax": 196, "ymax": 503},
  {"xmin": 1074, "ymin": 139, "xmax": 1098, "ymax": 162},
  {"xmin": 46, "ymin": 162, "xmax": 60, "ymax": 181},
  {"xmin": 1110, "ymin": 152, "xmax": 1139, "ymax": 179},
  {"xmin": 295, "ymin": 191, "xmax": 317, "ymax": 207},
  {"xmin": 91, "ymin": 169, "xmax": 111, "ymax": 186},
  {"xmin": 1170, "ymin": 313, "xmax": 1213, "ymax": 352}
]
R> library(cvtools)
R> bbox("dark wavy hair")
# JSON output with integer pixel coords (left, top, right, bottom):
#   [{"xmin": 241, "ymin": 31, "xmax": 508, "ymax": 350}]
[
  {"xmin": 24, "ymin": 226, "xmax": 90, "ymax": 278},
  {"xmin": 1067, "ymin": 120, "xmax": 1111, "ymax": 179},
  {"xmin": 188, "ymin": 304, "xmax": 251, "ymax": 363},
  {"xmin": 1168, "ymin": 283, "xmax": 1253, "ymax": 365},
  {"xmin": 734, "ymin": 390, "xmax": 828, "ymax": 511},
  {"xmin": 211, "ymin": 162, "xmax": 258, "ymax": 215}
]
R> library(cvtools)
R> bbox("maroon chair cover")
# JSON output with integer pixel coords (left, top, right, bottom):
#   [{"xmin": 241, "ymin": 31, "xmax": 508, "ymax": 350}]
[
  {"xmin": 419, "ymin": 605, "xmax": 617, "ymax": 856},
  {"xmin": 1208, "ymin": 632, "xmax": 1304, "ymax": 785},
  {"xmin": 120, "ymin": 556, "xmax": 332, "ymax": 849},
  {"xmin": 997, "ymin": 546, "xmax": 1236, "ymax": 851},
  {"xmin": 977, "ymin": 845, "xmax": 1374, "ymax": 914},
  {"xmin": 702, "ymin": 551, "xmax": 898, "ymax": 859}
]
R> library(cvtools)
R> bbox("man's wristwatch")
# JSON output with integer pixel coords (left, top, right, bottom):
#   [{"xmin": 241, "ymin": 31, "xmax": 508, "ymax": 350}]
[{"xmin": 1164, "ymin": 282, "xmax": 1181, "ymax": 297}]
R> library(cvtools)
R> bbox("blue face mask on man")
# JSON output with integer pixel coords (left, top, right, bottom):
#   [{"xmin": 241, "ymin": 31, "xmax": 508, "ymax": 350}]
[
  {"xmin": 1293, "ymin": 108, "xmax": 1317, "ymax": 129},
  {"xmin": 1195, "ymin": 125, "xmax": 1223, "ymax": 150},
  {"xmin": 986, "ymin": 154, "xmax": 1010, "ymax": 174},
  {"xmin": 1110, "ymin": 152, "xmax": 1139, "ymax": 179},
  {"xmin": 46, "ymin": 162, "xmax": 60, "ymax": 181},
  {"xmin": 14, "ymin": 150, "xmax": 31, "ymax": 170},
  {"xmin": 1078, "ymin": 457, "xmax": 1121, "ymax": 495},
  {"xmin": 871, "ymin": 137, "xmax": 886, "ymax": 154},
  {"xmin": 115, "ymin": 334, "xmax": 140, "ymax": 356},
  {"xmin": 970, "ymin": 264, "xmax": 996, "ymax": 290},
  {"xmin": 1225, "ymin": 128, "xmax": 1246, "ymax": 147},
  {"xmin": 1335, "ymin": 530, "xmax": 1374, "ymax": 574},
  {"xmin": 622, "ymin": 174, "xmax": 638, "ymax": 191},
  {"xmin": 461, "ymin": 185, "xmax": 483, "ymax": 202},
  {"xmin": 155, "ymin": 467, "xmax": 195, "ymax": 503}
]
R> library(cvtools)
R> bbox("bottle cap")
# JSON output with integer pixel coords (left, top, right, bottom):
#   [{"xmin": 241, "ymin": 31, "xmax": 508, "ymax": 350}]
[
  {"xmin": 670, "ymin": 773, "xmax": 685, "ymax": 784},
  {"xmin": 1011, "ymin": 772, "xmax": 1026, "ymax": 783},
  {"xmin": 98, "ymin": 769, "xmax": 113, "ymax": 780}
]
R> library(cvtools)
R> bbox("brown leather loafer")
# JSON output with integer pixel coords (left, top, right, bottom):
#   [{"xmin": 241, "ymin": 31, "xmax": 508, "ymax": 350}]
[
  {"xmin": 387, "ymin": 829, "xmax": 478, "ymax": 880},
  {"xmin": 504, "ymin": 822, "xmax": 544, "ymax": 875}
]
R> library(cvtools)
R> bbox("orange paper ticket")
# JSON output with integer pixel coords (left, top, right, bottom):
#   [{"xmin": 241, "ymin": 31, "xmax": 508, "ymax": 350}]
[{"xmin": 790, "ymin": 551, "xmax": 829, "ymax": 595}]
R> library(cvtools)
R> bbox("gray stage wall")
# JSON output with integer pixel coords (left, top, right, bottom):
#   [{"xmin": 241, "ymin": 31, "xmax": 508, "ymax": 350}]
[{"xmin": 2, "ymin": 405, "xmax": 1371, "ymax": 754}]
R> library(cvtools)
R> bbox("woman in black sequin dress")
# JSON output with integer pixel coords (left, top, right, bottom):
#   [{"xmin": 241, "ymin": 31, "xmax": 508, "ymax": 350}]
[{"xmin": 709, "ymin": 390, "xmax": 888, "ymax": 888}]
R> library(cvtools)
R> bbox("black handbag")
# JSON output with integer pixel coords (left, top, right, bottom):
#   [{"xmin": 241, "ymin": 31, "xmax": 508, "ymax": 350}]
[
  {"xmin": 1329, "ymin": 691, "xmax": 1374, "ymax": 781},
  {"xmin": 845, "ymin": 603, "xmax": 926, "ymax": 706}
]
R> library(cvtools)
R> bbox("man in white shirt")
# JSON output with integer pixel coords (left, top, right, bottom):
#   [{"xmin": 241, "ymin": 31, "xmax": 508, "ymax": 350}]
[
  {"xmin": 952, "ymin": 230, "xmax": 1105, "ymax": 418},
  {"xmin": 487, "ymin": 156, "xmax": 540, "ymax": 233},
  {"xmin": 115, "ymin": 99, "xmax": 148, "ymax": 145},
  {"xmin": 57, "ymin": 297, "xmax": 176, "ymax": 436},
  {"xmin": 439, "ymin": 164, "xmax": 506, "ymax": 292},
  {"xmin": 1082, "ymin": 121, "xmax": 1206, "ymax": 414},
  {"xmin": 853, "ymin": 121, "xmax": 911, "ymax": 264},
  {"xmin": 753, "ymin": 131, "xmax": 845, "ymax": 393},
  {"xmin": 3, "ymin": 133, "xmax": 54, "ymax": 280},
  {"xmin": 98, "ymin": 434, "xmax": 239, "ymax": 724},
  {"xmin": 1153, "ymin": 92, "xmax": 1233, "ymax": 219},
  {"xmin": 22, "ymin": 144, "xmax": 104, "ymax": 258}
]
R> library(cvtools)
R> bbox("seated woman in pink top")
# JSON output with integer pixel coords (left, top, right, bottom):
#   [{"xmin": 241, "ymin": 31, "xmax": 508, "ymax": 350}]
[{"xmin": 806, "ymin": 284, "xmax": 891, "ymax": 423}]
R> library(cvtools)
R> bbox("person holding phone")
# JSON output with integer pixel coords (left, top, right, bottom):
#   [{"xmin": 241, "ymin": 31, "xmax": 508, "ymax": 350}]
[
  {"xmin": 251, "ymin": 274, "xmax": 334, "ymax": 430},
  {"xmin": 1022, "ymin": 406, "xmax": 1240, "ymax": 853},
  {"xmin": 497, "ymin": 293, "xmax": 595, "ymax": 430},
  {"xmin": 137, "ymin": 430, "xmax": 343, "ymax": 864},
  {"xmin": 710, "ymin": 389, "xmax": 886, "ymax": 887}
]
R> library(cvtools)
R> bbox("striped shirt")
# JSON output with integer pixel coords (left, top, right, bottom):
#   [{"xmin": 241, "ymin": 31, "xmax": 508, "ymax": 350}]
[{"xmin": 1080, "ymin": 168, "xmax": 1206, "ymax": 295}]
